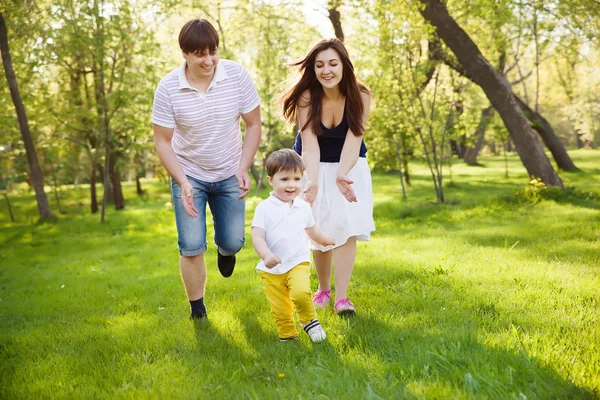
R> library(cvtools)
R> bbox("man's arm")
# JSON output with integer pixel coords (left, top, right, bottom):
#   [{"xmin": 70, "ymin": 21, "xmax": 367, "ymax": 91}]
[
  {"xmin": 153, "ymin": 123, "xmax": 197, "ymax": 218},
  {"xmin": 251, "ymin": 226, "xmax": 281, "ymax": 268},
  {"xmin": 238, "ymin": 106, "xmax": 262, "ymax": 199}
]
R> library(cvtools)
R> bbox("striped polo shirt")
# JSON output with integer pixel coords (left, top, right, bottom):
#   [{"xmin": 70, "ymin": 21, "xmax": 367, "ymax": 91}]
[{"xmin": 152, "ymin": 59, "xmax": 261, "ymax": 182}]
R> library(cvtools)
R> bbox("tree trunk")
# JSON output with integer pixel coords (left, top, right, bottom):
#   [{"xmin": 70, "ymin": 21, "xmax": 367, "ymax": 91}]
[
  {"xmin": 463, "ymin": 106, "xmax": 494, "ymax": 165},
  {"xmin": 90, "ymin": 163, "xmax": 98, "ymax": 213},
  {"xmin": 427, "ymin": 31, "xmax": 577, "ymax": 175},
  {"xmin": 136, "ymin": 176, "xmax": 144, "ymax": 196},
  {"xmin": 575, "ymin": 131, "xmax": 585, "ymax": 149},
  {"xmin": 135, "ymin": 153, "xmax": 146, "ymax": 196},
  {"xmin": 513, "ymin": 95, "xmax": 579, "ymax": 171},
  {"xmin": 4, "ymin": 193, "xmax": 15, "ymax": 222},
  {"xmin": 327, "ymin": 1, "xmax": 344, "ymax": 42},
  {"xmin": 47, "ymin": 156, "xmax": 63, "ymax": 214},
  {"xmin": 395, "ymin": 141, "xmax": 407, "ymax": 199},
  {"xmin": 250, "ymin": 163, "xmax": 260, "ymax": 184},
  {"xmin": 0, "ymin": 13, "xmax": 53, "ymax": 218},
  {"xmin": 419, "ymin": 0, "xmax": 563, "ymax": 188},
  {"xmin": 109, "ymin": 151, "xmax": 125, "ymax": 210},
  {"xmin": 255, "ymin": 159, "xmax": 267, "ymax": 196}
]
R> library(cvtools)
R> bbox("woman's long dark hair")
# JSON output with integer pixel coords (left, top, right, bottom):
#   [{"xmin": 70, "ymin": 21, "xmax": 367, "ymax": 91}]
[{"xmin": 279, "ymin": 38, "xmax": 371, "ymax": 137}]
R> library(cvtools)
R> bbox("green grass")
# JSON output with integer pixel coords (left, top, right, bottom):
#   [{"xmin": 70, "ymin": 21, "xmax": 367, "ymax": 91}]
[{"xmin": 1, "ymin": 150, "xmax": 599, "ymax": 399}]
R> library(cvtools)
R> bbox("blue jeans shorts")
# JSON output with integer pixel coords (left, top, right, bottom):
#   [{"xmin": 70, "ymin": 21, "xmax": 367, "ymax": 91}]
[{"xmin": 171, "ymin": 175, "xmax": 246, "ymax": 257}]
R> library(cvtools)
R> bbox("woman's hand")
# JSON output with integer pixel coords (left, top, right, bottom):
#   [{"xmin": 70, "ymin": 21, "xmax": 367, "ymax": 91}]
[
  {"xmin": 303, "ymin": 181, "xmax": 319, "ymax": 205},
  {"xmin": 336, "ymin": 174, "xmax": 357, "ymax": 203}
]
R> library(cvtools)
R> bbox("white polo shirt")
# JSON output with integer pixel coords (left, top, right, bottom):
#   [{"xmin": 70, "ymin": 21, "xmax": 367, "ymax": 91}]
[
  {"xmin": 152, "ymin": 59, "xmax": 261, "ymax": 182},
  {"xmin": 252, "ymin": 194, "xmax": 315, "ymax": 275}
]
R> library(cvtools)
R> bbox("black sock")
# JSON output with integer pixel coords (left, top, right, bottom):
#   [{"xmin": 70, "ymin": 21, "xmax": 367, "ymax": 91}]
[{"xmin": 190, "ymin": 297, "xmax": 206, "ymax": 318}]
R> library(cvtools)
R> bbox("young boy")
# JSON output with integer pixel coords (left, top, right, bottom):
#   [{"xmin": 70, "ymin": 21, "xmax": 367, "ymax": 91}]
[{"xmin": 251, "ymin": 149, "xmax": 335, "ymax": 343}]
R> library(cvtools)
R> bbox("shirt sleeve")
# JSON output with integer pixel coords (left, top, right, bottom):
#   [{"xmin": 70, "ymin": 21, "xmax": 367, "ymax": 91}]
[
  {"xmin": 239, "ymin": 66, "xmax": 261, "ymax": 114},
  {"xmin": 251, "ymin": 202, "xmax": 266, "ymax": 230},
  {"xmin": 151, "ymin": 81, "xmax": 176, "ymax": 128}
]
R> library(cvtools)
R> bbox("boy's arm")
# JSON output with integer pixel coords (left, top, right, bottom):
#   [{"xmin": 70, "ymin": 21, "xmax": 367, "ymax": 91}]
[
  {"xmin": 305, "ymin": 224, "xmax": 336, "ymax": 247},
  {"xmin": 251, "ymin": 227, "xmax": 282, "ymax": 268}
]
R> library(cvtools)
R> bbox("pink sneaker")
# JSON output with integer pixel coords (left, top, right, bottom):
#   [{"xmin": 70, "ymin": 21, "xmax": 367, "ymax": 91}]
[
  {"xmin": 313, "ymin": 290, "xmax": 331, "ymax": 309},
  {"xmin": 334, "ymin": 298, "xmax": 356, "ymax": 316}
]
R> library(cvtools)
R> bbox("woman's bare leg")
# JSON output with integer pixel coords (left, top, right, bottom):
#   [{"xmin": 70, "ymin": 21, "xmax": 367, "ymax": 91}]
[
  {"xmin": 312, "ymin": 249, "xmax": 333, "ymax": 292},
  {"xmin": 332, "ymin": 236, "xmax": 357, "ymax": 302}
]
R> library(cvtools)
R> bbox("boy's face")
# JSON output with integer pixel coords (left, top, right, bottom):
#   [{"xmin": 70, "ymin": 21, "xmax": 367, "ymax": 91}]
[{"xmin": 267, "ymin": 169, "xmax": 303, "ymax": 203}]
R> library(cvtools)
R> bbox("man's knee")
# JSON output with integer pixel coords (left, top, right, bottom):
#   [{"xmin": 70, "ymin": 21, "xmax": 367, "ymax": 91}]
[{"xmin": 216, "ymin": 238, "xmax": 245, "ymax": 256}]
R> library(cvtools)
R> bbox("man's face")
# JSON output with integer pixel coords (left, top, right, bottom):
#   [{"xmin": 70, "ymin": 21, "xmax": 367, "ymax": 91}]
[{"xmin": 183, "ymin": 48, "xmax": 219, "ymax": 78}]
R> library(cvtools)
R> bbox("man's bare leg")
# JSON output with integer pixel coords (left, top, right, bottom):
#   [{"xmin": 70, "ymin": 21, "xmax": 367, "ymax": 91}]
[{"xmin": 180, "ymin": 254, "xmax": 207, "ymax": 318}]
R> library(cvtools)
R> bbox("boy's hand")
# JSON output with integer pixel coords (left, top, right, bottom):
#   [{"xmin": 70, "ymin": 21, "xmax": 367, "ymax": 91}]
[
  {"xmin": 321, "ymin": 235, "xmax": 336, "ymax": 247},
  {"xmin": 264, "ymin": 252, "xmax": 282, "ymax": 268}
]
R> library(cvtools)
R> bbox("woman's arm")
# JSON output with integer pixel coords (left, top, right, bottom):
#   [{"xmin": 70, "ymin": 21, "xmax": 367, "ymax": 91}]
[
  {"xmin": 298, "ymin": 92, "xmax": 320, "ymax": 205},
  {"xmin": 336, "ymin": 92, "xmax": 372, "ymax": 202}
]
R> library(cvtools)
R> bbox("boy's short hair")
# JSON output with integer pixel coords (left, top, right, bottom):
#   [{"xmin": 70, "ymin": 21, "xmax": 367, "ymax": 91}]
[
  {"xmin": 179, "ymin": 19, "xmax": 219, "ymax": 55},
  {"xmin": 266, "ymin": 149, "xmax": 304, "ymax": 177}
]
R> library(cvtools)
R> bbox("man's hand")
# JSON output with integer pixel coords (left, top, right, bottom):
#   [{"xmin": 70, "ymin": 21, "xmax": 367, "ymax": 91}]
[
  {"xmin": 303, "ymin": 181, "xmax": 319, "ymax": 205},
  {"xmin": 336, "ymin": 174, "xmax": 357, "ymax": 203},
  {"xmin": 264, "ymin": 252, "xmax": 282, "ymax": 269},
  {"xmin": 181, "ymin": 180, "xmax": 198, "ymax": 218},
  {"xmin": 235, "ymin": 169, "xmax": 250, "ymax": 199}
]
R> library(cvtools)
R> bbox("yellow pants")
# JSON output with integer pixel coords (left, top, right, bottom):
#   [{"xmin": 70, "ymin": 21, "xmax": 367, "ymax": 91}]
[{"xmin": 259, "ymin": 262, "xmax": 317, "ymax": 339}]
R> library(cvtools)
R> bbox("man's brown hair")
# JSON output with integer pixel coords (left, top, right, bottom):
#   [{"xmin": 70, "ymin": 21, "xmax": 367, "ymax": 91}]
[{"xmin": 179, "ymin": 19, "xmax": 219, "ymax": 54}]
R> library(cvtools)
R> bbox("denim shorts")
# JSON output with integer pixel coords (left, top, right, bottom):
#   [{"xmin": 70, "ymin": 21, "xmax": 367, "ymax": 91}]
[{"xmin": 171, "ymin": 175, "xmax": 246, "ymax": 257}]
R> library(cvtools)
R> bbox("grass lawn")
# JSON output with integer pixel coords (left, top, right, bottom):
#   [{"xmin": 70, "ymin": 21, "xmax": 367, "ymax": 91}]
[{"xmin": 1, "ymin": 150, "xmax": 599, "ymax": 399}]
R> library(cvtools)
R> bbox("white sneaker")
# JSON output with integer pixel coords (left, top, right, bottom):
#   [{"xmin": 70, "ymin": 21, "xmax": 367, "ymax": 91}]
[{"xmin": 302, "ymin": 319, "xmax": 327, "ymax": 343}]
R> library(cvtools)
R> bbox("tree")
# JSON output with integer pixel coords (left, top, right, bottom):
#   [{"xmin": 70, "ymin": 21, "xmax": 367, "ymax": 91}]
[
  {"xmin": 418, "ymin": 0, "xmax": 563, "ymax": 188},
  {"xmin": 462, "ymin": 106, "xmax": 494, "ymax": 165},
  {"xmin": 46, "ymin": 0, "xmax": 168, "ymax": 219},
  {"xmin": 0, "ymin": 11, "xmax": 53, "ymax": 218}
]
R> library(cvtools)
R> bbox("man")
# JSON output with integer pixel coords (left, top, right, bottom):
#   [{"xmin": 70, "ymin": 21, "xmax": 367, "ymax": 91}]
[{"xmin": 152, "ymin": 19, "xmax": 261, "ymax": 319}]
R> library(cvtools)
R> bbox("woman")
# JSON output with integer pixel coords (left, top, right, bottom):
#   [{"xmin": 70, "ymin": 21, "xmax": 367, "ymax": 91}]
[{"xmin": 279, "ymin": 38, "xmax": 375, "ymax": 316}]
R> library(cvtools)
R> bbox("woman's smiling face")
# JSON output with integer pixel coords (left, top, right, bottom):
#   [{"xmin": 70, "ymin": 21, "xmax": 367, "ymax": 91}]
[{"xmin": 314, "ymin": 48, "xmax": 343, "ymax": 89}]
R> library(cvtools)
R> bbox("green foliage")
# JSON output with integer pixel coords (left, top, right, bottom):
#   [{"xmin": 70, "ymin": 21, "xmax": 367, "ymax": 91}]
[
  {"xmin": 515, "ymin": 176, "xmax": 547, "ymax": 204},
  {"xmin": 2, "ymin": 0, "xmax": 600, "ymax": 207}
]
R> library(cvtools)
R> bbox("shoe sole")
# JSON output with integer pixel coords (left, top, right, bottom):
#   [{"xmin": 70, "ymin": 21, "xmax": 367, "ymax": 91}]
[{"xmin": 336, "ymin": 308, "xmax": 356, "ymax": 316}]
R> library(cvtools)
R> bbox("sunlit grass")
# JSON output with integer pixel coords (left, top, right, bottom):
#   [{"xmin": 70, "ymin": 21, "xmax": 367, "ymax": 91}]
[{"xmin": 0, "ymin": 150, "xmax": 598, "ymax": 398}]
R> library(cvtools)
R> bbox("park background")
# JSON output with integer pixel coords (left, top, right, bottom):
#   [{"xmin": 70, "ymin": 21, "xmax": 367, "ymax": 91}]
[{"xmin": 1, "ymin": 0, "xmax": 599, "ymax": 398}]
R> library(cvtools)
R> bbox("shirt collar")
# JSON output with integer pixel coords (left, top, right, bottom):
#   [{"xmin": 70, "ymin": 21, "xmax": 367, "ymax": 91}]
[
  {"xmin": 268, "ymin": 192, "xmax": 302, "ymax": 208},
  {"xmin": 177, "ymin": 60, "xmax": 228, "ymax": 91}
]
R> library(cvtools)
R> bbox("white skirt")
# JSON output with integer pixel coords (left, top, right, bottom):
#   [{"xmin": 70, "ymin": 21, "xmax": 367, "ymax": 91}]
[{"xmin": 303, "ymin": 157, "xmax": 375, "ymax": 251}]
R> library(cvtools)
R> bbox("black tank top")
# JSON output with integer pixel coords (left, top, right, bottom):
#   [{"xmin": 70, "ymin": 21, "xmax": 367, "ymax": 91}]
[{"xmin": 292, "ymin": 105, "xmax": 367, "ymax": 163}]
